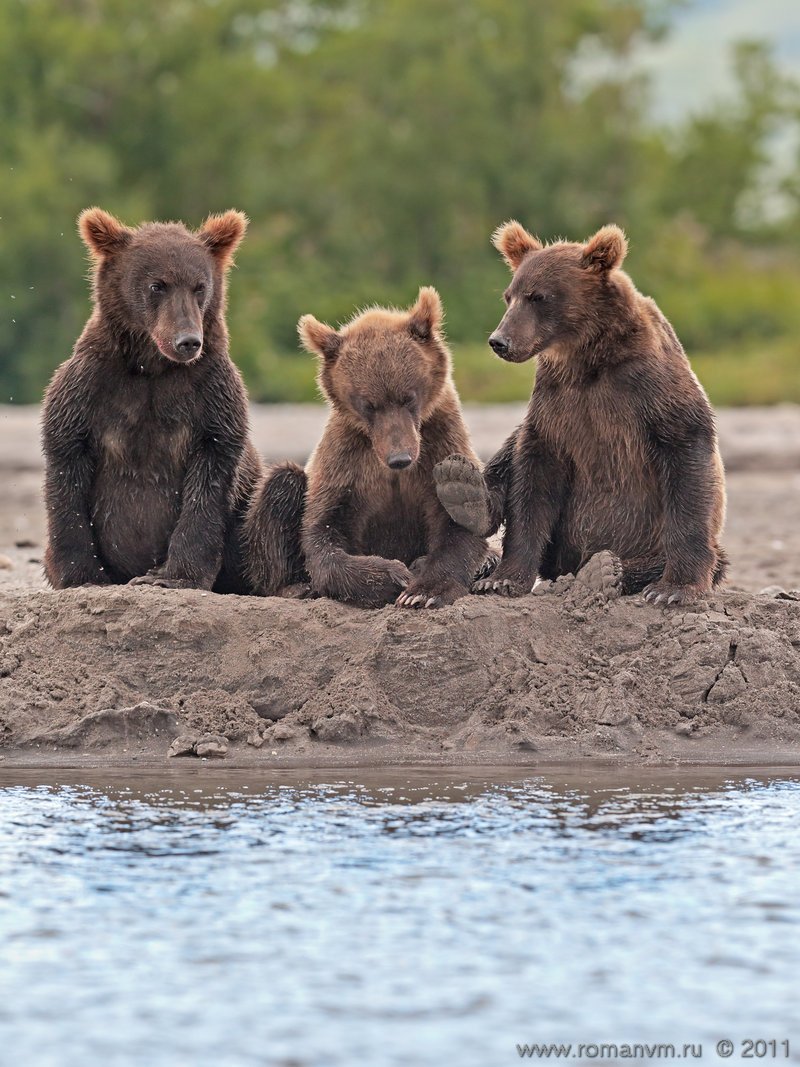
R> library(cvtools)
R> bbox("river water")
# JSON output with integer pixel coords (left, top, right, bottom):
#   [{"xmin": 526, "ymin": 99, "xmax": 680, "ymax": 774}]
[{"xmin": 0, "ymin": 766, "xmax": 798, "ymax": 1066}]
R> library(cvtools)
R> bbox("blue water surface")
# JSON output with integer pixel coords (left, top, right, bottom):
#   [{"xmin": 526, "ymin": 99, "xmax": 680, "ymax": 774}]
[{"xmin": 0, "ymin": 767, "xmax": 798, "ymax": 1067}]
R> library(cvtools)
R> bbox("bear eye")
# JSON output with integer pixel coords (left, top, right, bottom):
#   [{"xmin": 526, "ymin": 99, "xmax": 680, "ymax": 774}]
[
  {"xmin": 529, "ymin": 291, "xmax": 546, "ymax": 303},
  {"xmin": 503, "ymin": 291, "xmax": 511, "ymax": 306},
  {"xmin": 401, "ymin": 393, "xmax": 417, "ymax": 408},
  {"xmin": 149, "ymin": 281, "xmax": 166, "ymax": 295},
  {"xmin": 194, "ymin": 283, "xmax": 206, "ymax": 297}
]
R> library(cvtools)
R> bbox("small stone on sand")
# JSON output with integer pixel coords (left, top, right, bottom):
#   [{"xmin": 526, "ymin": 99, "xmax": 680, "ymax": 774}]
[{"xmin": 195, "ymin": 735, "xmax": 228, "ymax": 758}]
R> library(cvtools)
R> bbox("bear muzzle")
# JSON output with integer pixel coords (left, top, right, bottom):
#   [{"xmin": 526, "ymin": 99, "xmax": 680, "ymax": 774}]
[
  {"xmin": 371, "ymin": 408, "xmax": 421, "ymax": 471},
  {"xmin": 488, "ymin": 333, "xmax": 510, "ymax": 357},
  {"xmin": 174, "ymin": 333, "xmax": 203, "ymax": 360},
  {"xmin": 386, "ymin": 451, "xmax": 413, "ymax": 470},
  {"xmin": 153, "ymin": 332, "xmax": 204, "ymax": 363}
]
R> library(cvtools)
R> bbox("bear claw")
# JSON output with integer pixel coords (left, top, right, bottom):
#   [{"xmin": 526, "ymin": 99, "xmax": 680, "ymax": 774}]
[
  {"xmin": 396, "ymin": 577, "xmax": 466, "ymax": 609},
  {"xmin": 472, "ymin": 576, "xmax": 527, "ymax": 597},
  {"xmin": 643, "ymin": 581, "xmax": 705, "ymax": 607}
]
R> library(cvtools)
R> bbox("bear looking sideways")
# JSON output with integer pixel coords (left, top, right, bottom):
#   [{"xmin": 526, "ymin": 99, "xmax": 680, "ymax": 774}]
[
  {"xmin": 245, "ymin": 288, "xmax": 490, "ymax": 607},
  {"xmin": 42, "ymin": 207, "xmax": 263, "ymax": 592},
  {"xmin": 434, "ymin": 222, "xmax": 727, "ymax": 606}
]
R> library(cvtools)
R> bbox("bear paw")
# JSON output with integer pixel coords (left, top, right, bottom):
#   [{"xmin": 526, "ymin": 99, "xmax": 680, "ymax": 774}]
[
  {"xmin": 278, "ymin": 582, "xmax": 313, "ymax": 599},
  {"xmin": 433, "ymin": 454, "xmax": 491, "ymax": 535},
  {"xmin": 129, "ymin": 574, "xmax": 199, "ymax": 589},
  {"xmin": 396, "ymin": 576, "xmax": 467, "ymax": 609},
  {"xmin": 48, "ymin": 558, "xmax": 112, "ymax": 588},
  {"xmin": 345, "ymin": 557, "xmax": 412, "ymax": 608},
  {"xmin": 575, "ymin": 551, "xmax": 622, "ymax": 600},
  {"xmin": 472, "ymin": 574, "xmax": 529, "ymax": 598},
  {"xmin": 129, "ymin": 566, "xmax": 206, "ymax": 590},
  {"xmin": 643, "ymin": 580, "xmax": 708, "ymax": 607},
  {"xmin": 73, "ymin": 570, "xmax": 113, "ymax": 588}
]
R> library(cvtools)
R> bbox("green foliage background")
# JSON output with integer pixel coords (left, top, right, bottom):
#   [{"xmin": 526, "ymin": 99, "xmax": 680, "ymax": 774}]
[{"xmin": 1, "ymin": 0, "xmax": 799, "ymax": 404}]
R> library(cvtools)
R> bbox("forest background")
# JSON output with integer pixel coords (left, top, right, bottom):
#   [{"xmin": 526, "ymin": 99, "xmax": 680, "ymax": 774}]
[{"xmin": 2, "ymin": 0, "xmax": 799, "ymax": 406}]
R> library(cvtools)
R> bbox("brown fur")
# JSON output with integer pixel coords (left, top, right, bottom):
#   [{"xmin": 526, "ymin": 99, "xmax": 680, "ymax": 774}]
[
  {"xmin": 243, "ymin": 461, "xmax": 308, "ymax": 597},
  {"xmin": 43, "ymin": 207, "xmax": 262, "ymax": 592},
  {"xmin": 436, "ymin": 222, "xmax": 726, "ymax": 606},
  {"xmin": 246, "ymin": 288, "xmax": 488, "ymax": 608}
]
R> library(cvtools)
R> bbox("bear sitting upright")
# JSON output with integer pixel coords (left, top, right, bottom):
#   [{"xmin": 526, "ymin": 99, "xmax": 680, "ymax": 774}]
[
  {"xmin": 434, "ymin": 222, "xmax": 727, "ymax": 607},
  {"xmin": 42, "ymin": 207, "xmax": 262, "ymax": 592},
  {"xmin": 245, "ymin": 288, "xmax": 489, "ymax": 608}
]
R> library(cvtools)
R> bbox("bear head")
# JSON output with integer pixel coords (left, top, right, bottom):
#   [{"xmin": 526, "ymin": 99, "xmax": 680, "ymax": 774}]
[
  {"xmin": 78, "ymin": 207, "xmax": 248, "ymax": 364},
  {"xmin": 488, "ymin": 221, "xmax": 629, "ymax": 363},
  {"xmin": 298, "ymin": 287, "xmax": 450, "ymax": 471}
]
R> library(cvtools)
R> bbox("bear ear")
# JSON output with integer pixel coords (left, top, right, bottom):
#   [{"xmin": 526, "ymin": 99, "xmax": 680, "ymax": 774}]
[
  {"xmin": 198, "ymin": 210, "xmax": 248, "ymax": 267},
  {"xmin": 580, "ymin": 225, "xmax": 628, "ymax": 273},
  {"xmin": 491, "ymin": 220, "xmax": 543, "ymax": 270},
  {"xmin": 78, "ymin": 207, "xmax": 132, "ymax": 258},
  {"xmin": 407, "ymin": 286, "xmax": 443, "ymax": 343},
  {"xmin": 298, "ymin": 314, "xmax": 342, "ymax": 363}
]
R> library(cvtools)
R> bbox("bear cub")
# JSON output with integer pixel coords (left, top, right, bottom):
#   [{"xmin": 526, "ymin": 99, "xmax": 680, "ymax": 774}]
[
  {"xmin": 245, "ymin": 288, "xmax": 489, "ymax": 608},
  {"xmin": 43, "ymin": 207, "xmax": 262, "ymax": 592},
  {"xmin": 434, "ymin": 222, "xmax": 727, "ymax": 606}
]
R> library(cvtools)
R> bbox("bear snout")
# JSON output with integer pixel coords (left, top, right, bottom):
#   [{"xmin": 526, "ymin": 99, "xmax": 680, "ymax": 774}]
[
  {"xmin": 153, "ymin": 333, "xmax": 204, "ymax": 363},
  {"xmin": 174, "ymin": 333, "xmax": 203, "ymax": 360},
  {"xmin": 371, "ymin": 408, "xmax": 420, "ymax": 471},
  {"xmin": 488, "ymin": 333, "xmax": 510, "ymax": 357},
  {"xmin": 386, "ymin": 451, "xmax": 413, "ymax": 470}
]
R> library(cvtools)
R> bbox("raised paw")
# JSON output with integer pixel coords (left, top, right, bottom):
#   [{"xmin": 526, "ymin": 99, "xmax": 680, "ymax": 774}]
[
  {"xmin": 433, "ymin": 454, "xmax": 491, "ymax": 535},
  {"xmin": 576, "ymin": 551, "xmax": 622, "ymax": 600},
  {"xmin": 472, "ymin": 575, "xmax": 529, "ymax": 598},
  {"xmin": 643, "ymin": 580, "xmax": 707, "ymax": 608},
  {"xmin": 396, "ymin": 576, "xmax": 467, "ymax": 609}
]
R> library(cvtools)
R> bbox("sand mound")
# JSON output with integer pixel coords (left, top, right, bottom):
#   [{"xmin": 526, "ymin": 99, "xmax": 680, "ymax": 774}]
[{"xmin": 1, "ymin": 569, "xmax": 799, "ymax": 767}]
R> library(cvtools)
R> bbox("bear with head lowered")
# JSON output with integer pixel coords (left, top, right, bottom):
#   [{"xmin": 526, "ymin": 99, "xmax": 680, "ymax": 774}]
[{"xmin": 245, "ymin": 288, "xmax": 489, "ymax": 608}]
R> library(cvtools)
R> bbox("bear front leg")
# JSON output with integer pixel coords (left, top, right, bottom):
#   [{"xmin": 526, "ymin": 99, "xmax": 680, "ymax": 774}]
[
  {"xmin": 43, "ymin": 448, "xmax": 110, "ymax": 589},
  {"xmin": 42, "ymin": 369, "xmax": 110, "ymax": 589},
  {"xmin": 303, "ymin": 488, "xmax": 411, "ymax": 608},
  {"xmin": 644, "ymin": 430, "xmax": 722, "ymax": 607},
  {"xmin": 396, "ymin": 499, "xmax": 487, "ymax": 609},
  {"xmin": 310, "ymin": 546, "xmax": 412, "ymax": 607},
  {"xmin": 475, "ymin": 435, "xmax": 567, "ymax": 598},
  {"xmin": 153, "ymin": 436, "xmax": 244, "ymax": 590}
]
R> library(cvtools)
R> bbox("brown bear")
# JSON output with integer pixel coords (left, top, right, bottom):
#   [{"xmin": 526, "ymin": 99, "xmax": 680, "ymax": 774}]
[
  {"xmin": 433, "ymin": 222, "xmax": 727, "ymax": 607},
  {"xmin": 42, "ymin": 206, "xmax": 265, "ymax": 593},
  {"xmin": 244, "ymin": 288, "xmax": 489, "ymax": 608}
]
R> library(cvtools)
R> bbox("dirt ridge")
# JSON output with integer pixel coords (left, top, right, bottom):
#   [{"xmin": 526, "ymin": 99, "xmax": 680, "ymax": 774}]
[{"xmin": 1, "ymin": 576, "xmax": 799, "ymax": 767}]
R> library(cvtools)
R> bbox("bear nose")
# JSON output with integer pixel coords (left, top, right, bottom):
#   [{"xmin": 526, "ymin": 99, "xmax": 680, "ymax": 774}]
[
  {"xmin": 387, "ymin": 452, "xmax": 413, "ymax": 470},
  {"xmin": 175, "ymin": 334, "xmax": 202, "ymax": 358},
  {"xmin": 489, "ymin": 334, "xmax": 509, "ymax": 356}
]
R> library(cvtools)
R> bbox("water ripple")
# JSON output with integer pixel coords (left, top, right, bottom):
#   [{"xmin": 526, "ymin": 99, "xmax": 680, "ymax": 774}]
[{"xmin": 0, "ymin": 772, "xmax": 798, "ymax": 1066}]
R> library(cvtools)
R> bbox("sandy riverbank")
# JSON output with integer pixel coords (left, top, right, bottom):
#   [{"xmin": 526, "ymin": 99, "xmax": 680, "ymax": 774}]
[{"xmin": 1, "ymin": 404, "xmax": 799, "ymax": 769}]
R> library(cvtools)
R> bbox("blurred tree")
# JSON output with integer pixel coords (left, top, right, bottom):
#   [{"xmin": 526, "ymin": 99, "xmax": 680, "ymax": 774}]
[{"xmin": 0, "ymin": 0, "xmax": 798, "ymax": 404}]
